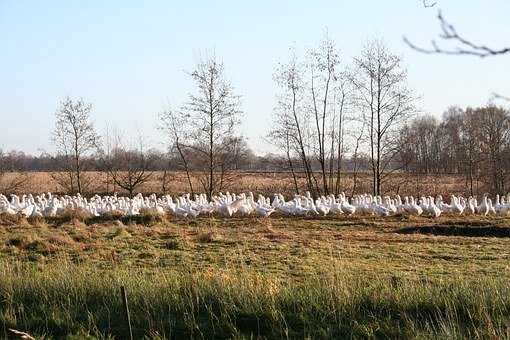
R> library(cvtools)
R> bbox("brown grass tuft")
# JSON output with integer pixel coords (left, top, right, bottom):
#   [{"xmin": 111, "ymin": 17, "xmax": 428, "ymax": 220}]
[
  {"xmin": 6, "ymin": 234, "xmax": 57, "ymax": 255},
  {"xmin": 60, "ymin": 208, "xmax": 92, "ymax": 222},
  {"xmin": 110, "ymin": 226, "xmax": 132, "ymax": 239},
  {"xmin": 260, "ymin": 224, "xmax": 290, "ymax": 241},
  {"xmin": 47, "ymin": 233, "xmax": 76, "ymax": 247},
  {"xmin": 0, "ymin": 213, "xmax": 23, "ymax": 226},
  {"xmin": 113, "ymin": 220, "xmax": 125, "ymax": 228},
  {"xmin": 196, "ymin": 230, "xmax": 218, "ymax": 243}
]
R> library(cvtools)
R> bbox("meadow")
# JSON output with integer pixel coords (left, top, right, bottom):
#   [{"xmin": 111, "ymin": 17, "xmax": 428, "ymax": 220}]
[
  {"xmin": 1, "ymin": 210, "xmax": 509, "ymax": 339},
  {"xmin": 2, "ymin": 171, "xmax": 472, "ymax": 198},
  {"xmin": 2, "ymin": 0, "xmax": 508, "ymax": 338}
]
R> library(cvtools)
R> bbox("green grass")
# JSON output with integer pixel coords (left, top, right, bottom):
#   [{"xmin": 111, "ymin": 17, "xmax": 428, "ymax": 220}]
[
  {"xmin": 1, "ymin": 213, "xmax": 510, "ymax": 338},
  {"xmin": 1, "ymin": 262, "xmax": 510, "ymax": 339}
]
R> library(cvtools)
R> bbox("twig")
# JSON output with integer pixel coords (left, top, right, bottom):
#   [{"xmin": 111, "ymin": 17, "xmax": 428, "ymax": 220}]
[
  {"xmin": 120, "ymin": 286, "xmax": 134, "ymax": 340},
  {"xmin": 404, "ymin": 11, "xmax": 510, "ymax": 58},
  {"xmin": 8, "ymin": 329, "xmax": 36, "ymax": 340},
  {"xmin": 492, "ymin": 92, "xmax": 510, "ymax": 102},
  {"xmin": 422, "ymin": 0, "xmax": 437, "ymax": 8}
]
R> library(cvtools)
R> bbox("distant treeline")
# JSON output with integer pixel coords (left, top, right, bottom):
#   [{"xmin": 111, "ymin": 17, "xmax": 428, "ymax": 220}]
[
  {"xmin": 399, "ymin": 105, "xmax": 510, "ymax": 195},
  {"xmin": 0, "ymin": 149, "xmax": 373, "ymax": 173}
]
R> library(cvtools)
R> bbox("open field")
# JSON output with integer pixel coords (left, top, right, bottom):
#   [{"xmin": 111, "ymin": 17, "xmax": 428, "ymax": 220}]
[
  {"xmin": 3, "ymin": 0, "xmax": 509, "ymax": 339},
  {"xmin": 1, "ymin": 171, "xmax": 481, "ymax": 197},
  {"xmin": 1, "ymin": 213, "xmax": 510, "ymax": 338}
]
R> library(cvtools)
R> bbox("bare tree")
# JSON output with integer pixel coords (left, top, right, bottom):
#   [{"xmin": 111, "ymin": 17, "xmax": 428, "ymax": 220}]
[
  {"xmin": 224, "ymin": 136, "xmax": 254, "ymax": 171},
  {"xmin": 269, "ymin": 47, "xmax": 316, "ymax": 194},
  {"xmin": 332, "ymin": 79, "xmax": 351, "ymax": 195},
  {"xmin": 349, "ymin": 121, "xmax": 366, "ymax": 196},
  {"xmin": 400, "ymin": 105, "xmax": 510, "ymax": 195},
  {"xmin": 348, "ymin": 39, "xmax": 417, "ymax": 195},
  {"xmin": 173, "ymin": 55, "xmax": 243, "ymax": 198},
  {"xmin": 51, "ymin": 97, "xmax": 99, "ymax": 194},
  {"xmin": 398, "ymin": 115, "xmax": 442, "ymax": 174},
  {"xmin": 269, "ymin": 37, "xmax": 351, "ymax": 196},
  {"xmin": 97, "ymin": 124, "xmax": 117, "ymax": 194},
  {"xmin": 101, "ymin": 133, "xmax": 154, "ymax": 198},
  {"xmin": 308, "ymin": 35, "xmax": 340, "ymax": 195},
  {"xmin": 476, "ymin": 106, "xmax": 510, "ymax": 193},
  {"xmin": 439, "ymin": 107, "xmax": 464, "ymax": 173},
  {"xmin": 267, "ymin": 112, "xmax": 301, "ymax": 194},
  {"xmin": 159, "ymin": 108, "xmax": 194, "ymax": 195}
]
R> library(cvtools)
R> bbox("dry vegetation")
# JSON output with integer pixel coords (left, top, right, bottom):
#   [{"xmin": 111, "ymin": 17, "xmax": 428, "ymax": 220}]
[
  {"xmin": 2, "ymin": 171, "xmax": 473, "ymax": 197},
  {"xmin": 1, "ymin": 210, "xmax": 510, "ymax": 338},
  {"xmin": 1, "ymin": 213, "xmax": 509, "ymax": 278},
  {"xmin": 1, "ymin": 172, "xmax": 508, "ymax": 338}
]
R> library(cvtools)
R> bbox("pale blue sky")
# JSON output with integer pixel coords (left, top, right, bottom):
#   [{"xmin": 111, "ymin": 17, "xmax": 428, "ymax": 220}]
[{"xmin": 0, "ymin": 0, "xmax": 508, "ymax": 154}]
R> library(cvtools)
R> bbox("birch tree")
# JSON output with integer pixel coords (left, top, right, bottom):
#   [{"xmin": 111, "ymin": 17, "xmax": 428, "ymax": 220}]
[
  {"xmin": 51, "ymin": 97, "xmax": 99, "ymax": 194},
  {"xmin": 172, "ymin": 56, "xmax": 243, "ymax": 198},
  {"xmin": 349, "ymin": 40, "xmax": 417, "ymax": 195}
]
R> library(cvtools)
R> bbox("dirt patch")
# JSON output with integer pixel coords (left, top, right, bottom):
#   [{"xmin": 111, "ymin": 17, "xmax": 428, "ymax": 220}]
[{"xmin": 396, "ymin": 225, "xmax": 510, "ymax": 238}]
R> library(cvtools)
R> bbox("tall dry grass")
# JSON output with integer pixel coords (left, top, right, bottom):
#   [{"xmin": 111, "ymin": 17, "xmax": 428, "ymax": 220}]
[
  {"xmin": 2, "ymin": 171, "xmax": 476, "ymax": 197},
  {"xmin": 0, "ymin": 261, "xmax": 509, "ymax": 339}
]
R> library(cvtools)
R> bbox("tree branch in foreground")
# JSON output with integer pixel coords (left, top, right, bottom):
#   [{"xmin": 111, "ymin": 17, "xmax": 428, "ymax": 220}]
[
  {"xmin": 492, "ymin": 93, "xmax": 510, "ymax": 102},
  {"xmin": 404, "ymin": 11, "xmax": 510, "ymax": 58},
  {"xmin": 422, "ymin": 0, "xmax": 436, "ymax": 8}
]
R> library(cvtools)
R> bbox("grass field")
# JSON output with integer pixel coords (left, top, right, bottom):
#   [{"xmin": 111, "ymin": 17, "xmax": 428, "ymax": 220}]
[
  {"xmin": 1, "ymin": 212, "xmax": 510, "ymax": 338},
  {"xmin": 1, "ymin": 171, "xmax": 475, "ymax": 198}
]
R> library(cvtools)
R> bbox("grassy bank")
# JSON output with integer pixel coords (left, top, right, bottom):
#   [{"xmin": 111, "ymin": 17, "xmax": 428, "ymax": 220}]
[
  {"xmin": 1, "ymin": 214, "xmax": 510, "ymax": 338},
  {"xmin": 1, "ymin": 261, "xmax": 509, "ymax": 339}
]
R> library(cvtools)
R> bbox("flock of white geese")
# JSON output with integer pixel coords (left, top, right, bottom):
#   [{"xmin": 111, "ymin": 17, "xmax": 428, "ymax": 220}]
[{"xmin": 1, "ymin": 192, "xmax": 510, "ymax": 219}]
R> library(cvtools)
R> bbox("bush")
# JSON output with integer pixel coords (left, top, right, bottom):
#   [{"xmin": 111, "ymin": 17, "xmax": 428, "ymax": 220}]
[
  {"xmin": 165, "ymin": 238, "xmax": 181, "ymax": 250},
  {"xmin": 45, "ymin": 208, "xmax": 92, "ymax": 225},
  {"xmin": 6, "ymin": 235, "xmax": 56, "ymax": 255},
  {"xmin": 196, "ymin": 230, "xmax": 217, "ymax": 243},
  {"xmin": 120, "ymin": 209, "xmax": 167, "ymax": 227}
]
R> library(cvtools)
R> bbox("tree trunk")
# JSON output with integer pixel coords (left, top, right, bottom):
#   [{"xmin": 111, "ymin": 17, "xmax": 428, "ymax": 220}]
[
  {"xmin": 176, "ymin": 141, "xmax": 194, "ymax": 196},
  {"xmin": 75, "ymin": 152, "xmax": 81, "ymax": 194},
  {"xmin": 285, "ymin": 134, "xmax": 299, "ymax": 194},
  {"xmin": 208, "ymin": 95, "xmax": 214, "ymax": 199},
  {"xmin": 291, "ymin": 84, "xmax": 315, "ymax": 195}
]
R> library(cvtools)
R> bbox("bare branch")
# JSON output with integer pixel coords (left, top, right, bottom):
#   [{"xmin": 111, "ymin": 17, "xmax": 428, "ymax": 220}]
[
  {"xmin": 422, "ymin": 0, "xmax": 437, "ymax": 8},
  {"xmin": 492, "ymin": 92, "xmax": 510, "ymax": 102},
  {"xmin": 405, "ymin": 11, "xmax": 510, "ymax": 58}
]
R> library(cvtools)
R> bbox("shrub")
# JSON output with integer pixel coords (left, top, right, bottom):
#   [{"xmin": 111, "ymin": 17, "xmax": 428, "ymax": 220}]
[
  {"xmin": 121, "ymin": 209, "xmax": 166, "ymax": 227},
  {"xmin": 165, "ymin": 238, "xmax": 181, "ymax": 250},
  {"xmin": 197, "ymin": 230, "xmax": 217, "ymax": 243}
]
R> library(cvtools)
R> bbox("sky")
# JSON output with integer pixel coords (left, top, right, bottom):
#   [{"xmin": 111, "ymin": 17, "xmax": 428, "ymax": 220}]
[{"xmin": 0, "ymin": 0, "xmax": 508, "ymax": 155}]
